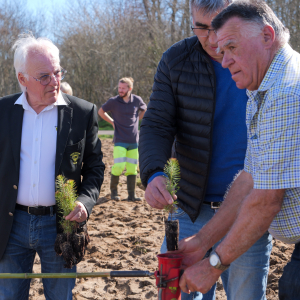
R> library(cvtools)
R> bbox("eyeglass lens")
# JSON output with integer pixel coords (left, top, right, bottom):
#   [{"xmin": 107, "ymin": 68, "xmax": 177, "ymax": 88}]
[
  {"xmin": 191, "ymin": 26, "xmax": 215, "ymax": 37},
  {"xmin": 40, "ymin": 70, "xmax": 65, "ymax": 85}
]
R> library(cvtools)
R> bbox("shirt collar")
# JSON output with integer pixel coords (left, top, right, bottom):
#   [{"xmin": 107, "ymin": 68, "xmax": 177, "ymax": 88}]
[
  {"xmin": 247, "ymin": 43, "xmax": 294, "ymax": 98},
  {"xmin": 14, "ymin": 91, "xmax": 67, "ymax": 112}
]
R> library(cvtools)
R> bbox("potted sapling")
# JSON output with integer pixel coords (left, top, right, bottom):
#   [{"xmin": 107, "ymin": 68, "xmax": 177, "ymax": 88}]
[
  {"xmin": 54, "ymin": 175, "xmax": 90, "ymax": 268},
  {"xmin": 163, "ymin": 158, "xmax": 180, "ymax": 251}
]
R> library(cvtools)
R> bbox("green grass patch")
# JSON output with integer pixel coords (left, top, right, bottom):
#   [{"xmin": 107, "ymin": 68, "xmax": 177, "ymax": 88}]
[
  {"xmin": 98, "ymin": 119, "xmax": 142, "ymax": 130},
  {"xmin": 98, "ymin": 134, "xmax": 113, "ymax": 139},
  {"xmin": 98, "ymin": 119, "xmax": 114, "ymax": 130}
]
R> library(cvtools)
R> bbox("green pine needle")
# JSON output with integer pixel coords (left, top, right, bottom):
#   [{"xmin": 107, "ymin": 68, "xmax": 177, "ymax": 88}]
[
  {"xmin": 163, "ymin": 158, "xmax": 180, "ymax": 216},
  {"xmin": 55, "ymin": 175, "xmax": 78, "ymax": 234}
]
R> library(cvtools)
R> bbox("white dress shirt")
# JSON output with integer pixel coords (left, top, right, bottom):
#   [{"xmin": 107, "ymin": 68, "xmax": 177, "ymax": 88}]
[{"xmin": 15, "ymin": 92, "xmax": 67, "ymax": 207}]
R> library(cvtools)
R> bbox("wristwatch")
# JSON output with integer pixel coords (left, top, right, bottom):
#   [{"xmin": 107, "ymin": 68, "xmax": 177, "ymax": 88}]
[{"xmin": 209, "ymin": 250, "xmax": 230, "ymax": 271}]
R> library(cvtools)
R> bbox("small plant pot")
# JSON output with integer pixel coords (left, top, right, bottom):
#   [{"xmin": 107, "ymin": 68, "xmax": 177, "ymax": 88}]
[{"xmin": 165, "ymin": 219, "xmax": 179, "ymax": 251}]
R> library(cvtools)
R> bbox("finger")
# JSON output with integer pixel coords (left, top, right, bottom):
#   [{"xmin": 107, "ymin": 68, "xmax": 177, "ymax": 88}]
[
  {"xmin": 154, "ymin": 177, "xmax": 174, "ymax": 204},
  {"xmin": 65, "ymin": 204, "xmax": 87, "ymax": 221},
  {"xmin": 74, "ymin": 209, "xmax": 88, "ymax": 222},
  {"xmin": 179, "ymin": 274, "xmax": 190, "ymax": 294},
  {"xmin": 65, "ymin": 209, "xmax": 78, "ymax": 220},
  {"xmin": 148, "ymin": 179, "xmax": 172, "ymax": 206},
  {"xmin": 145, "ymin": 187, "xmax": 165, "ymax": 209}
]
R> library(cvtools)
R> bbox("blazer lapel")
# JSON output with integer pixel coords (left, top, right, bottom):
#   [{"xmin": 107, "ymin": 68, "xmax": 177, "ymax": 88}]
[
  {"xmin": 10, "ymin": 104, "xmax": 24, "ymax": 176},
  {"xmin": 55, "ymin": 96, "xmax": 73, "ymax": 177}
]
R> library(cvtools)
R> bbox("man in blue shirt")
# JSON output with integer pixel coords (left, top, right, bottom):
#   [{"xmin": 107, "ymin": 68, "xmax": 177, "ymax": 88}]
[{"xmin": 139, "ymin": 0, "xmax": 272, "ymax": 299}]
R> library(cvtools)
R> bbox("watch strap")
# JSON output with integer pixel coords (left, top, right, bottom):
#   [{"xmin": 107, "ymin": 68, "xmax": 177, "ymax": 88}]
[{"xmin": 209, "ymin": 250, "xmax": 230, "ymax": 271}]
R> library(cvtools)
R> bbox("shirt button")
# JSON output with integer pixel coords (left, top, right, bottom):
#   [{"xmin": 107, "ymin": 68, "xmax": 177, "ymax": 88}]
[
  {"xmin": 35, "ymin": 138, "xmax": 38, "ymax": 141},
  {"xmin": 9, "ymin": 212, "xmax": 13, "ymax": 216},
  {"xmin": 13, "ymin": 185, "xmax": 17, "ymax": 190},
  {"xmin": 33, "ymin": 184, "xmax": 36, "ymax": 187}
]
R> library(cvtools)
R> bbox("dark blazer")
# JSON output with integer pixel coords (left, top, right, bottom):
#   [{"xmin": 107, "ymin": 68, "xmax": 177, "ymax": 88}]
[{"xmin": 0, "ymin": 92, "xmax": 105, "ymax": 260}]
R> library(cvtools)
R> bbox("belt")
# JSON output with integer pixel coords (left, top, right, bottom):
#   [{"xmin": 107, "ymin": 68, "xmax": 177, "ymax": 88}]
[
  {"xmin": 203, "ymin": 201, "xmax": 222, "ymax": 209},
  {"xmin": 15, "ymin": 204, "xmax": 57, "ymax": 215}
]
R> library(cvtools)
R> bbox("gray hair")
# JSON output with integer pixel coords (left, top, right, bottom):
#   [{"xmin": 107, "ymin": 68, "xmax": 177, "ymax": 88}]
[
  {"xmin": 190, "ymin": 0, "xmax": 234, "ymax": 16},
  {"xmin": 12, "ymin": 32, "xmax": 60, "ymax": 92},
  {"xmin": 212, "ymin": 0, "xmax": 290, "ymax": 46},
  {"xmin": 60, "ymin": 82, "xmax": 73, "ymax": 96}
]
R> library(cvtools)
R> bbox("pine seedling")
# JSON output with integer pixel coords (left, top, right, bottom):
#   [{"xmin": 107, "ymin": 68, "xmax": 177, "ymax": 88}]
[
  {"xmin": 163, "ymin": 158, "xmax": 180, "ymax": 220},
  {"xmin": 55, "ymin": 175, "xmax": 77, "ymax": 234}
]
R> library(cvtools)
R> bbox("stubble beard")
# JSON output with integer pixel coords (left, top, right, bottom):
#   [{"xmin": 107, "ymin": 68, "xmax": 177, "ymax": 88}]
[{"xmin": 119, "ymin": 91, "xmax": 130, "ymax": 99}]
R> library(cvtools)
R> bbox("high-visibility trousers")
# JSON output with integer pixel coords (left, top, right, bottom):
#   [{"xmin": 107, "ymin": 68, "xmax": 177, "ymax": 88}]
[{"xmin": 111, "ymin": 144, "xmax": 138, "ymax": 176}]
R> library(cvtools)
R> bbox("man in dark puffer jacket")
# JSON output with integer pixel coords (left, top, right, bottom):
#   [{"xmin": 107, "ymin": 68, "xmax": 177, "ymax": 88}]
[{"xmin": 139, "ymin": 0, "xmax": 272, "ymax": 299}]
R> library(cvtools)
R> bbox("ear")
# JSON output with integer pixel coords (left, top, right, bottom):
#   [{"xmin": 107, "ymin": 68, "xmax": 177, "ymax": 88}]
[
  {"xmin": 18, "ymin": 72, "xmax": 28, "ymax": 87},
  {"xmin": 262, "ymin": 25, "xmax": 275, "ymax": 49},
  {"xmin": 129, "ymin": 87, "xmax": 133, "ymax": 92}
]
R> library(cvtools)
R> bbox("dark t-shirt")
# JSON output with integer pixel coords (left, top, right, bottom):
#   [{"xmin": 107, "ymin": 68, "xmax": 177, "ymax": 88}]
[{"xmin": 101, "ymin": 94, "xmax": 147, "ymax": 143}]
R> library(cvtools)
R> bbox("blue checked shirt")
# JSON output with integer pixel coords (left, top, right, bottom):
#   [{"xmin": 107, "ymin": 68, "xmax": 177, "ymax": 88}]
[{"xmin": 244, "ymin": 44, "xmax": 300, "ymax": 244}]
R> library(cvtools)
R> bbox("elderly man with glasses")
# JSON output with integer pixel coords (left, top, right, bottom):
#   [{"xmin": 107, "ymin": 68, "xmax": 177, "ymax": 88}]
[
  {"xmin": 139, "ymin": 0, "xmax": 272, "ymax": 299},
  {"xmin": 0, "ymin": 33, "xmax": 105, "ymax": 300},
  {"xmin": 177, "ymin": 0, "xmax": 300, "ymax": 298}
]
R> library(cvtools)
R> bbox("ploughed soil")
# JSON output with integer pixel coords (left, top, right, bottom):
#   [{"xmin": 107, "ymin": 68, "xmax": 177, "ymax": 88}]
[{"xmin": 29, "ymin": 138, "xmax": 294, "ymax": 300}]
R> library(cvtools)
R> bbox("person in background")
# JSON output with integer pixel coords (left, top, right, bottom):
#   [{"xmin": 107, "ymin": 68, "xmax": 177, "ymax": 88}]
[
  {"xmin": 139, "ymin": 0, "xmax": 272, "ymax": 299},
  {"xmin": 98, "ymin": 77, "xmax": 147, "ymax": 201},
  {"xmin": 60, "ymin": 81, "xmax": 73, "ymax": 96},
  {"xmin": 0, "ymin": 33, "xmax": 105, "ymax": 300}
]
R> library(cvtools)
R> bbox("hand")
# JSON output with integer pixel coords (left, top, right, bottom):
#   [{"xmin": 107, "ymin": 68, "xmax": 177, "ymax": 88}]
[
  {"xmin": 179, "ymin": 258, "xmax": 222, "ymax": 294},
  {"xmin": 176, "ymin": 234, "xmax": 207, "ymax": 268},
  {"xmin": 65, "ymin": 202, "xmax": 88, "ymax": 223},
  {"xmin": 144, "ymin": 176, "xmax": 177, "ymax": 209}
]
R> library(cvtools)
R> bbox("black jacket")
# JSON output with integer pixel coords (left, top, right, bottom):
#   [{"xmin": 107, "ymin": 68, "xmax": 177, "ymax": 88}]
[
  {"xmin": 139, "ymin": 36, "xmax": 217, "ymax": 222},
  {"xmin": 0, "ymin": 92, "xmax": 105, "ymax": 260}
]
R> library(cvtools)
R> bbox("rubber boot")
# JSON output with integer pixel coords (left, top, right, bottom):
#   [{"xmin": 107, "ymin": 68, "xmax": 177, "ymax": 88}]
[
  {"xmin": 110, "ymin": 174, "xmax": 120, "ymax": 200},
  {"xmin": 127, "ymin": 175, "xmax": 141, "ymax": 201}
]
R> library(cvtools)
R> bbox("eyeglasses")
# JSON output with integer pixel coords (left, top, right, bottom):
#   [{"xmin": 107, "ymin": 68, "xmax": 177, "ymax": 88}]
[
  {"xmin": 25, "ymin": 69, "xmax": 67, "ymax": 86},
  {"xmin": 191, "ymin": 25, "xmax": 216, "ymax": 37}
]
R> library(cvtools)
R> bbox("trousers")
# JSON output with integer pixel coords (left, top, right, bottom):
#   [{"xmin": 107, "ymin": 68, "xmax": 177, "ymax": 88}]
[
  {"xmin": 279, "ymin": 242, "xmax": 300, "ymax": 299},
  {"xmin": 111, "ymin": 143, "xmax": 138, "ymax": 176},
  {"xmin": 0, "ymin": 209, "xmax": 75, "ymax": 300}
]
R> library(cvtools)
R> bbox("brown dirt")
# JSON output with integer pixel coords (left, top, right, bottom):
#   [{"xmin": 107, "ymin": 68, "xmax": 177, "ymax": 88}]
[{"xmin": 29, "ymin": 138, "xmax": 294, "ymax": 300}]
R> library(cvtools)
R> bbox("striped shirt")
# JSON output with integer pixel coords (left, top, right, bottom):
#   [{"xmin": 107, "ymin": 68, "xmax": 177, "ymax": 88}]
[{"xmin": 244, "ymin": 44, "xmax": 300, "ymax": 244}]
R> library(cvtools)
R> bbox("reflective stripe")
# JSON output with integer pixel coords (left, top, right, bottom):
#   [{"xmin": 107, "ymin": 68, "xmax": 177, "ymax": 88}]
[
  {"xmin": 126, "ymin": 157, "xmax": 138, "ymax": 164},
  {"xmin": 114, "ymin": 157, "xmax": 127, "ymax": 164}
]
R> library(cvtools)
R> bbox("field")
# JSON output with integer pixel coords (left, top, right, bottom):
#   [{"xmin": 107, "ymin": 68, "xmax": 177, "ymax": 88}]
[{"xmin": 29, "ymin": 138, "xmax": 294, "ymax": 299}]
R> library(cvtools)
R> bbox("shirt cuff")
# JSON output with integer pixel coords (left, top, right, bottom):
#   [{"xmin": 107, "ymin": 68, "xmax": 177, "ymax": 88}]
[{"xmin": 148, "ymin": 172, "xmax": 167, "ymax": 184}]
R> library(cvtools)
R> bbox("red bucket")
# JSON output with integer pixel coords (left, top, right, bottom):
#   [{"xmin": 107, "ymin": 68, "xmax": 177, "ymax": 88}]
[{"xmin": 155, "ymin": 253, "xmax": 183, "ymax": 300}]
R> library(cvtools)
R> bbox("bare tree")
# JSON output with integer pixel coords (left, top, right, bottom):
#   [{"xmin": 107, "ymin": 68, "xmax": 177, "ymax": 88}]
[{"xmin": 0, "ymin": 0, "xmax": 44, "ymax": 97}]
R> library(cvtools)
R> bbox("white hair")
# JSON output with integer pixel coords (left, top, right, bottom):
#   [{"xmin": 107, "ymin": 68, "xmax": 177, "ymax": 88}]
[
  {"xmin": 12, "ymin": 32, "xmax": 60, "ymax": 92},
  {"xmin": 241, "ymin": 21, "xmax": 264, "ymax": 38}
]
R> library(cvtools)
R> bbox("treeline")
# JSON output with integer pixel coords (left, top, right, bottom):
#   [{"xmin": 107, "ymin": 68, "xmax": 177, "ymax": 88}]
[
  {"xmin": 0, "ymin": 0, "xmax": 299, "ymax": 106},
  {"xmin": 56, "ymin": 0, "xmax": 191, "ymax": 106}
]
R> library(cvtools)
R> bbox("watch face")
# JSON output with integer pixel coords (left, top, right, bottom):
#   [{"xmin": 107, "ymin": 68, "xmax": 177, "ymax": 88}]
[{"xmin": 209, "ymin": 253, "xmax": 219, "ymax": 267}]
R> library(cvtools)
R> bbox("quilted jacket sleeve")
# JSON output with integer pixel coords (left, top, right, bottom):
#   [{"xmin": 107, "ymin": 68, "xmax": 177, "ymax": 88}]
[{"xmin": 139, "ymin": 52, "xmax": 177, "ymax": 187}]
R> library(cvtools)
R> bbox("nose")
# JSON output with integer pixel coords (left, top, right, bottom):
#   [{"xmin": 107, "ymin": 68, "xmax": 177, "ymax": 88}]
[
  {"xmin": 208, "ymin": 30, "xmax": 217, "ymax": 44},
  {"xmin": 50, "ymin": 74, "xmax": 59, "ymax": 85},
  {"xmin": 222, "ymin": 52, "xmax": 233, "ymax": 69}
]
